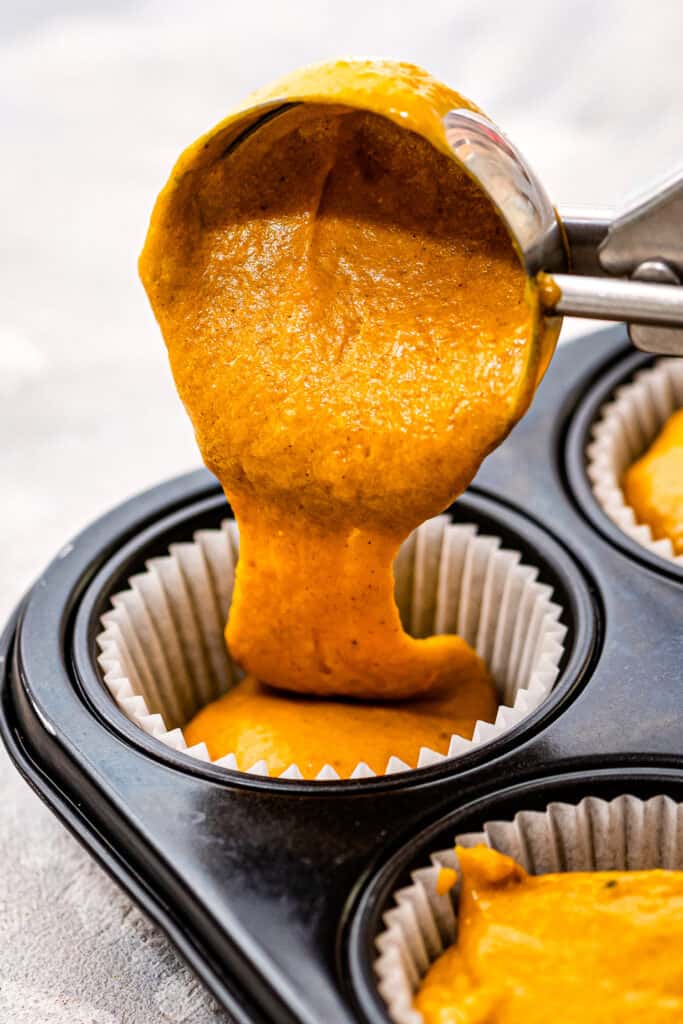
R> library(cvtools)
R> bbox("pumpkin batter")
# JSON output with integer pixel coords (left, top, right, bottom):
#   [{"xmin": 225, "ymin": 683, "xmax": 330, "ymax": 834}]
[
  {"xmin": 184, "ymin": 654, "xmax": 496, "ymax": 777},
  {"xmin": 415, "ymin": 844, "xmax": 683, "ymax": 1023},
  {"xmin": 140, "ymin": 60, "xmax": 558, "ymax": 699},
  {"xmin": 623, "ymin": 409, "xmax": 683, "ymax": 555}
]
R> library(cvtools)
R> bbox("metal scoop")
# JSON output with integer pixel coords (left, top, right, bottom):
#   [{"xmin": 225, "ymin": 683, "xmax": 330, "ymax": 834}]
[{"xmin": 444, "ymin": 109, "xmax": 683, "ymax": 355}]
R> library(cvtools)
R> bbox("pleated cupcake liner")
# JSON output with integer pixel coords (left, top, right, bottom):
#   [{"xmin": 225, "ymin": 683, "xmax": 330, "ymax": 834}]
[
  {"xmin": 586, "ymin": 357, "xmax": 683, "ymax": 565},
  {"xmin": 375, "ymin": 793, "xmax": 683, "ymax": 1024},
  {"xmin": 96, "ymin": 514, "xmax": 566, "ymax": 781}
]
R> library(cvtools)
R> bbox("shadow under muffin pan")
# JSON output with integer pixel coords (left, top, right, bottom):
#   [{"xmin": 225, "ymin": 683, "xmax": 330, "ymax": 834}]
[{"xmin": 2, "ymin": 326, "xmax": 683, "ymax": 1024}]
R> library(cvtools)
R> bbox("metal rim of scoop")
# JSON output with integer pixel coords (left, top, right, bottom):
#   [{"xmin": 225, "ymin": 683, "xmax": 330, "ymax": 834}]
[{"xmin": 443, "ymin": 108, "xmax": 566, "ymax": 277}]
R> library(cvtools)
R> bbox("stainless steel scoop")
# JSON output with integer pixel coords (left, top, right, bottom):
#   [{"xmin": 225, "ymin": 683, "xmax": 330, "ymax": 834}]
[{"xmin": 443, "ymin": 109, "xmax": 683, "ymax": 355}]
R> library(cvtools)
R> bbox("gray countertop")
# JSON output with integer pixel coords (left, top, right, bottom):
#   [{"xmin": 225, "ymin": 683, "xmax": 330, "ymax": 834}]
[{"xmin": 1, "ymin": 1, "xmax": 681, "ymax": 1020}]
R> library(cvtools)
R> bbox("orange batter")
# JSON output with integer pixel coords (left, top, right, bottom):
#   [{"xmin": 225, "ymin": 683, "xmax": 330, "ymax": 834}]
[
  {"xmin": 623, "ymin": 409, "xmax": 683, "ymax": 555},
  {"xmin": 416, "ymin": 844, "xmax": 683, "ymax": 1023},
  {"xmin": 140, "ymin": 60, "xmax": 558, "ymax": 699},
  {"xmin": 184, "ymin": 656, "xmax": 496, "ymax": 776}
]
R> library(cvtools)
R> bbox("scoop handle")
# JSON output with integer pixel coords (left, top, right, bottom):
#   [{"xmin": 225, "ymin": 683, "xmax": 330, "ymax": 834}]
[{"xmin": 544, "ymin": 273, "xmax": 683, "ymax": 355}]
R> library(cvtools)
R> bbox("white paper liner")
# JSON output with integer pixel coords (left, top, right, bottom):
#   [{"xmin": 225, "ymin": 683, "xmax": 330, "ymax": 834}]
[
  {"xmin": 375, "ymin": 793, "xmax": 683, "ymax": 1024},
  {"xmin": 586, "ymin": 357, "xmax": 683, "ymax": 565},
  {"xmin": 96, "ymin": 515, "xmax": 566, "ymax": 781}
]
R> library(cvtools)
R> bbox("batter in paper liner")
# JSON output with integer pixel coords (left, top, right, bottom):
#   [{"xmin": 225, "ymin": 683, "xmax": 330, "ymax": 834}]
[
  {"xmin": 184, "ymin": 659, "xmax": 496, "ymax": 777},
  {"xmin": 140, "ymin": 59, "xmax": 556, "ymax": 698},
  {"xmin": 416, "ymin": 845, "xmax": 683, "ymax": 1023},
  {"xmin": 624, "ymin": 409, "xmax": 683, "ymax": 555}
]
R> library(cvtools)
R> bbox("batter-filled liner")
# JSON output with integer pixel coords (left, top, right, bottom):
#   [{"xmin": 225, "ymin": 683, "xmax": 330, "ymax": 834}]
[
  {"xmin": 586, "ymin": 358, "xmax": 683, "ymax": 565},
  {"xmin": 375, "ymin": 793, "xmax": 683, "ymax": 1023},
  {"xmin": 96, "ymin": 514, "xmax": 566, "ymax": 780}
]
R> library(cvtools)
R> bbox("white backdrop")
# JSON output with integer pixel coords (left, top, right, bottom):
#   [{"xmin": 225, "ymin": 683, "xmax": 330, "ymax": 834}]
[{"xmin": 1, "ymin": 2, "xmax": 681, "ymax": 1020}]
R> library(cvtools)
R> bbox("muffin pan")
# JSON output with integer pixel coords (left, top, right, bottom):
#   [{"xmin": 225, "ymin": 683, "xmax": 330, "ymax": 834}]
[{"xmin": 2, "ymin": 325, "xmax": 682, "ymax": 1024}]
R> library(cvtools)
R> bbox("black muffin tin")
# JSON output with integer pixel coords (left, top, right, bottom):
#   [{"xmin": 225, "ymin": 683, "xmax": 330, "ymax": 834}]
[{"xmin": 1, "ymin": 326, "xmax": 682, "ymax": 1024}]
